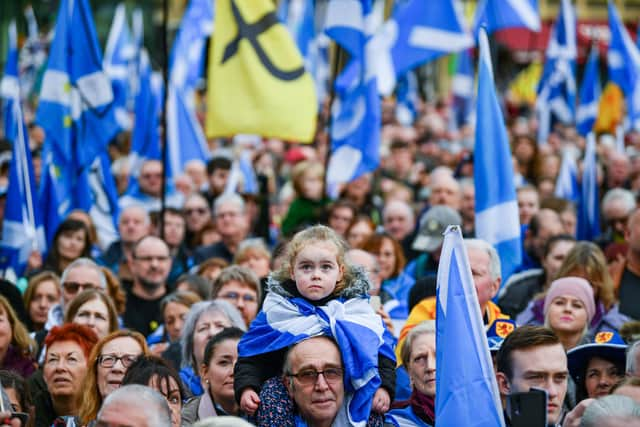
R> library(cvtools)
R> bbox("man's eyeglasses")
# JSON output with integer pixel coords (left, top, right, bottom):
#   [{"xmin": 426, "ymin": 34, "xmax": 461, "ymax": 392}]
[
  {"xmin": 219, "ymin": 292, "xmax": 257, "ymax": 304},
  {"xmin": 288, "ymin": 368, "xmax": 344, "ymax": 385},
  {"xmin": 98, "ymin": 354, "xmax": 139, "ymax": 368},
  {"xmin": 62, "ymin": 282, "xmax": 98, "ymax": 294},
  {"xmin": 134, "ymin": 255, "xmax": 171, "ymax": 262},
  {"xmin": 185, "ymin": 207, "xmax": 208, "ymax": 216}
]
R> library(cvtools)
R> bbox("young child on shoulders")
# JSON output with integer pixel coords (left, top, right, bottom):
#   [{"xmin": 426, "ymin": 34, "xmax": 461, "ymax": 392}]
[{"xmin": 234, "ymin": 225, "xmax": 396, "ymax": 421}]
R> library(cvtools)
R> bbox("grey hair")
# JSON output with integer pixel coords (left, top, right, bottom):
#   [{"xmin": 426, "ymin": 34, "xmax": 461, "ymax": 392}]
[
  {"xmin": 627, "ymin": 340, "xmax": 640, "ymax": 375},
  {"xmin": 400, "ymin": 320, "xmax": 436, "ymax": 367},
  {"xmin": 98, "ymin": 384, "xmax": 172, "ymax": 427},
  {"xmin": 382, "ymin": 199, "xmax": 415, "ymax": 224},
  {"xmin": 602, "ymin": 188, "xmax": 636, "ymax": 217},
  {"xmin": 213, "ymin": 193, "xmax": 245, "ymax": 216},
  {"xmin": 60, "ymin": 257, "xmax": 107, "ymax": 289},
  {"xmin": 580, "ymin": 395, "xmax": 640, "ymax": 427},
  {"xmin": 118, "ymin": 204, "xmax": 151, "ymax": 226},
  {"xmin": 180, "ymin": 300, "xmax": 246, "ymax": 370},
  {"xmin": 464, "ymin": 238, "xmax": 501, "ymax": 281},
  {"xmin": 193, "ymin": 417, "xmax": 255, "ymax": 427},
  {"xmin": 211, "ymin": 265, "xmax": 261, "ymax": 301}
]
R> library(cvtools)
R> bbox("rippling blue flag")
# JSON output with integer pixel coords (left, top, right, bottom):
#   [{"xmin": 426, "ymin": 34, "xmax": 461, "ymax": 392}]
[
  {"xmin": 474, "ymin": 29, "xmax": 521, "ymax": 281},
  {"xmin": 369, "ymin": 0, "xmax": 472, "ymax": 96},
  {"xmin": 325, "ymin": 0, "xmax": 372, "ymax": 60},
  {"xmin": 608, "ymin": 0, "xmax": 640, "ymax": 130},
  {"xmin": 536, "ymin": 0, "xmax": 576, "ymax": 144},
  {"xmin": 35, "ymin": 0, "xmax": 119, "ymax": 244},
  {"xmin": 473, "ymin": 0, "xmax": 540, "ymax": 36},
  {"xmin": 452, "ymin": 49, "xmax": 475, "ymax": 127},
  {"xmin": 0, "ymin": 21, "xmax": 46, "ymax": 276},
  {"xmin": 576, "ymin": 46, "xmax": 601, "ymax": 136},
  {"xmin": 578, "ymin": 133, "xmax": 600, "ymax": 240},
  {"xmin": 395, "ymin": 71, "xmax": 419, "ymax": 127},
  {"xmin": 554, "ymin": 150, "xmax": 579, "ymax": 204},
  {"xmin": 104, "ymin": 3, "xmax": 135, "ymax": 130},
  {"xmin": 435, "ymin": 226, "xmax": 505, "ymax": 426},
  {"xmin": 166, "ymin": 0, "xmax": 213, "ymax": 176}
]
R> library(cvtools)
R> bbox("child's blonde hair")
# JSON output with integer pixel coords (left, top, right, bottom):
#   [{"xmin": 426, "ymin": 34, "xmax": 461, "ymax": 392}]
[
  {"xmin": 291, "ymin": 161, "xmax": 324, "ymax": 197},
  {"xmin": 273, "ymin": 225, "xmax": 355, "ymax": 296}
]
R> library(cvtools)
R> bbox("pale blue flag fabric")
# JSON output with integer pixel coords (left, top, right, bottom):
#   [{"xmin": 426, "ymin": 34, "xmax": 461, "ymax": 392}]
[{"xmin": 576, "ymin": 46, "xmax": 601, "ymax": 136}]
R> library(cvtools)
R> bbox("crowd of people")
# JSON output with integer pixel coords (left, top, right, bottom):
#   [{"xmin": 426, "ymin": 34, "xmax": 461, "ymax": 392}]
[{"xmin": 2, "ymin": 51, "xmax": 640, "ymax": 424}]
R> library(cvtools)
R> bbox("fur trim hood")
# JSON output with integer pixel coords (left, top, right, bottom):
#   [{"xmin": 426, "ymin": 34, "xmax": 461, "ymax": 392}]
[{"xmin": 267, "ymin": 265, "xmax": 371, "ymax": 300}]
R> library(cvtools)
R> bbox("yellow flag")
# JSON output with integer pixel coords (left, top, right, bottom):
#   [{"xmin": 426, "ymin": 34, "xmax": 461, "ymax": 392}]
[
  {"xmin": 206, "ymin": 0, "xmax": 317, "ymax": 142},
  {"xmin": 508, "ymin": 61, "xmax": 542, "ymax": 106},
  {"xmin": 594, "ymin": 82, "xmax": 624, "ymax": 134}
]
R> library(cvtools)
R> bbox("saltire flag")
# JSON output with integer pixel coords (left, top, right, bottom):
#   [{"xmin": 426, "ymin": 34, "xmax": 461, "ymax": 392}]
[
  {"xmin": 577, "ymin": 133, "xmax": 600, "ymax": 240},
  {"xmin": 452, "ymin": 49, "xmax": 475, "ymax": 128},
  {"xmin": 206, "ymin": 0, "xmax": 317, "ymax": 142},
  {"xmin": 554, "ymin": 149, "xmax": 579, "ymax": 204},
  {"xmin": 367, "ymin": 0, "xmax": 473, "ymax": 96},
  {"xmin": 474, "ymin": 29, "xmax": 521, "ymax": 282},
  {"xmin": 104, "ymin": 3, "xmax": 135, "ymax": 130},
  {"xmin": 35, "ymin": 0, "xmax": 120, "ymax": 245},
  {"xmin": 435, "ymin": 226, "xmax": 505, "ymax": 426},
  {"xmin": 167, "ymin": 0, "xmax": 212, "ymax": 176},
  {"xmin": 0, "ymin": 21, "xmax": 46, "ymax": 276},
  {"xmin": 324, "ymin": 0, "xmax": 372, "ymax": 60},
  {"xmin": 18, "ymin": 5, "xmax": 47, "ymax": 102},
  {"xmin": 576, "ymin": 46, "xmax": 601, "ymax": 136},
  {"xmin": 395, "ymin": 71, "xmax": 420, "ymax": 127},
  {"xmin": 238, "ymin": 291, "xmax": 395, "ymax": 426},
  {"xmin": 607, "ymin": 0, "xmax": 640, "ymax": 130},
  {"xmin": 472, "ymin": 0, "xmax": 540, "ymax": 36},
  {"xmin": 325, "ymin": 1, "xmax": 380, "ymax": 195},
  {"xmin": 536, "ymin": 0, "xmax": 577, "ymax": 144}
]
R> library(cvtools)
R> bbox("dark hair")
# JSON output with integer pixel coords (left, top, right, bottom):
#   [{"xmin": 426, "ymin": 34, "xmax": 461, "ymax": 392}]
[
  {"xmin": 207, "ymin": 157, "xmax": 232, "ymax": 175},
  {"xmin": 543, "ymin": 234, "xmax": 576, "ymax": 259},
  {"xmin": 176, "ymin": 273, "xmax": 213, "ymax": 300},
  {"xmin": 0, "ymin": 370, "xmax": 31, "ymax": 413},
  {"xmin": 47, "ymin": 219, "xmax": 91, "ymax": 272},
  {"xmin": 575, "ymin": 354, "xmax": 625, "ymax": 402},
  {"xmin": 121, "ymin": 355, "xmax": 185, "ymax": 402},
  {"xmin": 496, "ymin": 326, "xmax": 561, "ymax": 381},
  {"xmin": 540, "ymin": 197, "xmax": 576, "ymax": 216},
  {"xmin": 202, "ymin": 327, "xmax": 244, "ymax": 368},
  {"xmin": 327, "ymin": 199, "xmax": 358, "ymax": 221}
]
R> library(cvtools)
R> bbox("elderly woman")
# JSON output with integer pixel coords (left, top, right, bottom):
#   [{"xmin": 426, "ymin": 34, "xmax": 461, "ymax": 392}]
[
  {"xmin": 182, "ymin": 327, "xmax": 244, "ymax": 424},
  {"xmin": 386, "ymin": 321, "xmax": 436, "ymax": 427},
  {"xmin": 78, "ymin": 330, "xmax": 150, "ymax": 425},
  {"xmin": 35, "ymin": 323, "xmax": 98, "ymax": 426},
  {"xmin": 180, "ymin": 301, "xmax": 246, "ymax": 396}
]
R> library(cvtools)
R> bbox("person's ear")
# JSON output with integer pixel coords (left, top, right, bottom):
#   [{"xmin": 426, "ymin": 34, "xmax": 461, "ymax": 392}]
[
  {"xmin": 199, "ymin": 364, "xmax": 208, "ymax": 380},
  {"xmin": 284, "ymin": 375, "xmax": 294, "ymax": 398},
  {"xmin": 495, "ymin": 372, "xmax": 510, "ymax": 396},
  {"xmin": 491, "ymin": 277, "xmax": 502, "ymax": 298}
]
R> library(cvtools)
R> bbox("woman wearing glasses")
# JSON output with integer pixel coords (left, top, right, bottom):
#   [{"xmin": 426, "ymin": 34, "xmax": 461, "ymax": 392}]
[
  {"xmin": 211, "ymin": 266, "xmax": 261, "ymax": 327},
  {"xmin": 78, "ymin": 329, "xmax": 149, "ymax": 426},
  {"xmin": 182, "ymin": 327, "xmax": 245, "ymax": 424}
]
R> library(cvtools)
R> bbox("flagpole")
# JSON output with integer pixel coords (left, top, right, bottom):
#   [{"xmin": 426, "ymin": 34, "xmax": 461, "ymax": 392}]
[
  {"xmin": 160, "ymin": 0, "xmax": 169, "ymax": 241},
  {"xmin": 321, "ymin": 42, "xmax": 344, "ymax": 203}
]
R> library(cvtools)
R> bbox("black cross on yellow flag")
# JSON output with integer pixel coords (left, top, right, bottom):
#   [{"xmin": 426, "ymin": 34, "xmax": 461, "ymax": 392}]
[{"xmin": 206, "ymin": 0, "xmax": 317, "ymax": 143}]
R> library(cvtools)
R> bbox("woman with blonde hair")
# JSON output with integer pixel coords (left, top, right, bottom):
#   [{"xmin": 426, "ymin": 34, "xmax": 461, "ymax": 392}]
[
  {"xmin": 64, "ymin": 289, "xmax": 119, "ymax": 340},
  {"xmin": 78, "ymin": 329, "xmax": 150, "ymax": 425},
  {"xmin": 517, "ymin": 242, "xmax": 630, "ymax": 335},
  {"xmin": 0, "ymin": 295, "xmax": 36, "ymax": 378},
  {"xmin": 22, "ymin": 271, "xmax": 61, "ymax": 332}
]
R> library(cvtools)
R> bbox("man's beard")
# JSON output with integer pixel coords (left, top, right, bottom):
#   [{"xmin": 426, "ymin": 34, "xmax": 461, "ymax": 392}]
[{"xmin": 138, "ymin": 276, "xmax": 163, "ymax": 293}]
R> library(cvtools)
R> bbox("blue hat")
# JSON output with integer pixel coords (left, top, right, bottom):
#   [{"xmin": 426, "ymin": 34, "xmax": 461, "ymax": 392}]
[
  {"xmin": 486, "ymin": 319, "xmax": 517, "ymax": 353},
  {"xmin": 567, "ymin": 331, "xmax": 627, "ymax": 383}
]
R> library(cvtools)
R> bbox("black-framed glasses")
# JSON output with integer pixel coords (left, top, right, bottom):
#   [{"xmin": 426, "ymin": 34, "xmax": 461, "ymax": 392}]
[
  {"xmin": 185, "ymin": 207, "xmax": 208, "ymax": 216},
  {"xmin": 219, "ymin": 292, "xmax": 257, "ymax": 303},
  {"xmin": 288, "ymin": 368, "xmax": 344, "ymax": 385},
  {"xmin": 98, "ymin": 354, "xmax": 138, "ymax": 368},
  {"xmin": 62, "ymin": 282, "xmax": 98, "ymax": 294}
]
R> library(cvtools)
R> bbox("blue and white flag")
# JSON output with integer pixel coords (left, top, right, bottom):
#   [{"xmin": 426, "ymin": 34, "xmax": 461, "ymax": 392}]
[
  {"xmin": 452, "ymin": 49, "xmax": 475, "ymax": 128},
  {"xmin": 368, "ymin": 0, "xmax": 473, "ymax": 96},
  {"xmin": 536, "ymin": 0, "xmax": 576, "ymax": 144},
  {"xmin": 166, "ymin": 0, "xmax": 214, "ymax": 176},
  {"xmin": 279, "ymin": 0, "xmax": 315, "ymax": 58},
  {"xmin": 0, "ymin": 21, "xmax": 46, "ymax": 276},
  {"xmin": 578, "ymin": 133, "xmax": 600, "ymax": 241},
  {"xmin": 576, "ymin": 46, "xmax": 601, "ymax": 136},
  {"xmin": 435, "ymin": 226, "xmax": 505, "ymax": 426},
  {"xmin": 554, "ymin": 149, "xmax": 579, "ymax": 204},
  {"xmin": 325, "ymin": 0, "xmax": 373, "ymax": 60},
  {"xmin": 395, "ymin": 71, "xmax": 420, "ymax": 127},
  {"xmin": 474, "ymin": 29, "xmax": 521, "ymax": 281},
  {"xmin": 472, "ymin": 0, "xmax": 540, "ymax": 36},
  {"xmin": 238, "ymin": 291, "xmax": 395, "ymax": 427},
  {"xmin": 104, "ymin": 3, "xmax": 136, "ymax": 130},
  {"xmin": 608, "ymin": 1, "xmax": 640, "ymax": 130},
  {"xmin": 35, "ymin": 0, "xmax": 119, "ymax": 244},
  {"xmin": 18, "ymin": 5, "xmax": 47, "ymax": 102}
]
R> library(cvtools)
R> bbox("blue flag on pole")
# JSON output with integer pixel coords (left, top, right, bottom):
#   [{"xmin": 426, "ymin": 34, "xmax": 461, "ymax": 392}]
[
  {"xmin": 35, "ymin": 0, "xmax": 120, "ymax": 245},
  {"xmin": 395, "ymin": 71, "xmax": 420, "ymax": 127},
  {"xmin": 578, "ymin": 133, "xmax": 600, "ymax": 240},
  {"xmin": 607, "ymin": 0, "xmax": 640, "ymax": 130},
  {"xmin": 166, "ymin": 0, "xmax": 213, "ymax": 177},
  {"xmin": 536, "ymin": 0, "xmax": 577, "ymax": 144},
  {"xmin": 0, "ymin": 21, "xmax": 46, "ymax": 276},
  {"xmin": 452, "ymin": 49, "xmax": 475, "ymax": 128},
  {"xmin": 369, "ymin": 0, "xmax": 472, "ymax": 96},
  {"xmin": 474, "ymin": 29, "xmax": 521, "ymax": 281},
  {"xmin": 472, "ymin": 0, "xmax": 540, "ymax": 36},
  {"xmin": 554, "ymin": 149, "xmax": 580, "ymax": 204},
  {"xmin": 104, "ymin": 3, "xmax": 135, "ymax": 131},
  {"xmin": 576, "ymin": 46, "xmax": 601, "ymax": 136},
  {"xmin": 325, "ymin": 0, "xmax": 372, "ymax": 60},
  {"xmin": 435, "ymin": 226, "xmax": 505, "ymax": 426}
]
